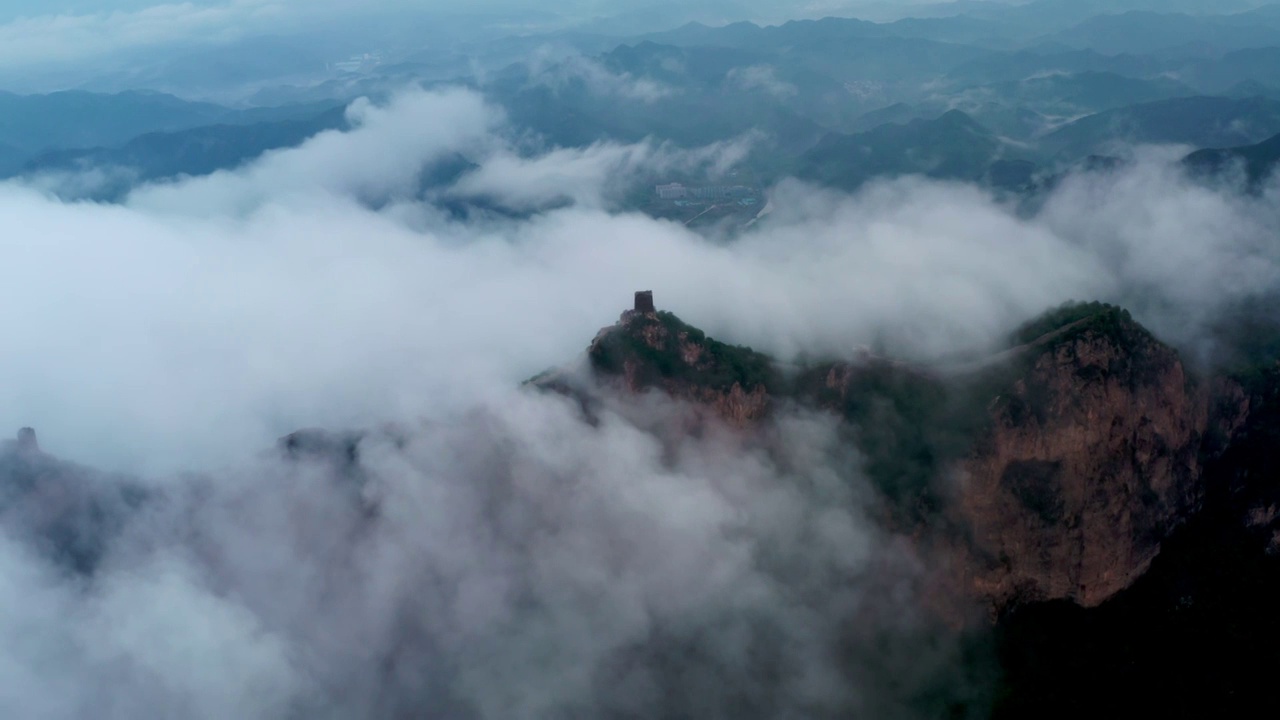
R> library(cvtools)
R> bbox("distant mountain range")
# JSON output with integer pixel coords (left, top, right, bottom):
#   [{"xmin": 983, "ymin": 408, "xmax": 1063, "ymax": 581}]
[
  {"xmin": 795, "ymin": 96, "xmax": 1280, "ymax": 194},
  {"xmin": 10, "ymin": 80, "xmax": 1276, "ymax": 203},
  {"xmin": 4, "ymin": 5, "xmax": 1280, "ymax": 200},
  {"xmin": 0, "ymin": 91, "xmax": 345, "ymax": 190},
  {"xmin": 0, "ymin": 90, "xmax": 226, "ymax": 168},
  {"xmin": 797, "ymin": 109, "xmax": 1036, "ymax": 191},
  {"xmin": 487, "ymin": 43, "xmax": 832, "ymax": 156},
  {"xmin": 1184, "ymin": 131, "xmax": 1280, "ymax": 187},
  {"xmin": 850, "ymin": 71, "xmax": 1200, "ymax": 140},
  {"xmin": 1040, "ymin": 95, "xmax": 1280, "ymax": 159},
  {"xmin": 1042, "ymin": 8, "xmax": 1280, "ymax": 56},
  {"xmin": 20, "ymin": 109, "xmax": 350, "ymax": 195}
]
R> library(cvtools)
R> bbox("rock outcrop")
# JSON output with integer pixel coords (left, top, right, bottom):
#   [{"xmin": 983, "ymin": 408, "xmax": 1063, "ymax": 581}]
[
  {"xmin": 574, "ymin": 296, "xmax": 1251, "ymax": 611},
  {"xmin": 0, "ymin": 428, "xmax": 146, "ymax": 573},
  {"xmin": 583, "ymin": 296, "xmax": 778, "ymax": 426},
  {"xmin": 956, "ymin": 307, "xmax": 1211, "ymax": 608}
]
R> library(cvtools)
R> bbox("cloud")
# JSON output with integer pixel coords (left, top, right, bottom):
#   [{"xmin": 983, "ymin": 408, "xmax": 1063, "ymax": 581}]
[
  {"xmin": 21, "ymin": 164, "xmax": 142, "ymax": 202},
  {"xmin": 3, "ymin": 84, "xmax": 1280, "ymax": 717},
  {"xmin": 449, "ymin": 134, "xmax": 758, "ymax": 211},
  {"xmin": 129, "ymin": 88, "xmax": 499, "ymax": 216},
  {"xmin": 0, "ymin": 529, "xmax": 302, "ymax": 719},
  {"xmin": 1037, "ymin": 152, "xmax": 1280, "ymax": 349},
  {"xmin": 0, "ymin": 390, "xmax": 982, "ymax": 719},
  {"xmin": 524, "ymin": 49, "xmax": 676, "ymax": 103},
  {"xmin": 728, "ymin": 64, "xmax": 799, "ymax": 99},
  {"xmin": 5, "ymin": 86, "xmax": 1279, "ymax": 471}
]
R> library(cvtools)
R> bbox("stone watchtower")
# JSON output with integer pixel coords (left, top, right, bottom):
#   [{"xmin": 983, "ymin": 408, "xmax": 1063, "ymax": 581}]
[
  {"xmin": 16, "ymin": 427, "xmax": 38, "ymax": 453},
  {"xmin": 634, "ymin": 290, "xmax": 655, "ymax": 313}
]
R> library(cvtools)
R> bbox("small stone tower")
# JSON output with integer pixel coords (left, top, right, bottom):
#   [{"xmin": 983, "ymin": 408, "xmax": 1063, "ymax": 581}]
[
  {"xmin": 635, "ymin": 290, "xmax": 655, "ymax": 313},
  {"xmin": 16, "ymin": 427, "xmax": 38, "ymax": 453}
]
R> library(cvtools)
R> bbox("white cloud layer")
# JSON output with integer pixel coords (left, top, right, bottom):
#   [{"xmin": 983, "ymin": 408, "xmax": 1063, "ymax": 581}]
[
  {"xmin": 525, "ymin": 49, "xmax": 676, "ymax": 104},
  {"xmin": 0, "ymin": 389, "xmax": 954, "ymax": 718},
  {"xmin": 2, "ymin": 86, "xmax": 1278, "ymax": 471},
  {"xmin": 1, "ymin": 84, "xmax": 1279, "ymax": 718},
  {"xmin": 728, "ymin": 65, "xmax": 799, "ymax": 98}
]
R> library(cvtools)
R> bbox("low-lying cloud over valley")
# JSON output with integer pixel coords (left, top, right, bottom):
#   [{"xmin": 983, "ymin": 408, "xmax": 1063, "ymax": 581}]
[
  {"xmin": 2, "ymin": 84, "xmax": 1279, "ymax": 718},
  {"xmin": 5, "ymin": 87, "xmax": 1278, "ymax": 469}
]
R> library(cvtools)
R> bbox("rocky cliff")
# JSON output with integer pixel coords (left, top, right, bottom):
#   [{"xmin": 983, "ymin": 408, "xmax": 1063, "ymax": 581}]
[
  {"xmin": 0, "ymin": 428, "xmax": 146, "ymax": 573},
  {"xmin": 578, "ymin": 296, "xmax": 1251, "ymax": 612},
  {"xmin": 6, "ymin": 295, "xmax": 1270, "ymax": 619},
  {"xmin": 955, "ymin": 306, "xmax": 1212, "ymax": 608},
  {"xmin": 8, "ymin": 293, "xmax": 1280, "ymax": 716},
  {"xmin": 582, "ymin": 298, "xmax": 779, "ymax": 426}
]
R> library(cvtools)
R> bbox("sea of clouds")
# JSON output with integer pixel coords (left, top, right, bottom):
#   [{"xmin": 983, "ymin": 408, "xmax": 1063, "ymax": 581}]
[{"xmin": 0, "ymin": 83, "xmax": 1277, "ymax": 718}]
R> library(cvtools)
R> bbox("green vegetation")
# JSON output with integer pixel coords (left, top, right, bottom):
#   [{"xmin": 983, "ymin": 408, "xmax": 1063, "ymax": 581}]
[
  {"xmin": 1010, "ymin": 300, "xmax": 1136, "ymax": 346},
  {"xmin": 589, "ymin": 310, "xmax": 780, "ymax": 394},
  {"xmin": 591, "ymin": 310, "xmax": 999, "ymax": 523},
  {"xmin": 22, "ymin": 109, "xmax": 349, "ymax": 198},
  {"xmin": 795, "ymin": 110, "xmax": 1023, "ymax": 191},
  {"xmin": 1204, "ymin": 293, "xmax": 1280, "ymax": 391},
  {"xmin": 1184, "ymin": 131, "xmax": 1280, "ymax": 190},
  {"xmin": 0, "ymin": 91, "xmax": 343, "ymax": 182},
  {"xmin": 794, "ymin": 360, "xmax": 998, "ymax": 525},
  {"xmin": 1010, "ymin": 301, "xmax": 1176, "ymax": 395},
  {"xmin": 588, "ymin": 300, "xmax": 1176, "ymax": 528},
  {"xmin": 787, "ymin": 299, "xmax": 1184, "ymax": 525}
]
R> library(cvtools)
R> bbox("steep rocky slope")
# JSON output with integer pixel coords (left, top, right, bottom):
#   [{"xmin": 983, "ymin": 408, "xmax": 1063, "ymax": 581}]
[
  {"xmin": 953, "ymin": 307, "xmax": 1212, "ymax": 608},
  {"xmin": 574, "ymin": 295, "xmax": 1243, "ymax": 612},
  {"xmin": 578, "ymin": 291, "xmax": 780, "ymax": 426},
  {"xmin": 0, "ymin": 428, "xmax": 146, "ymax": 573},
  {"xmin": 9, "ymin": 292, "xmax": 1280, "ymax": 715},
  {"xmin": 991, "ymin": 362, "xmax": 1280, "ymax": 718},
  {"xmin": 11, "ymin": 293, "xmax": 1248, "ymax": 615}
]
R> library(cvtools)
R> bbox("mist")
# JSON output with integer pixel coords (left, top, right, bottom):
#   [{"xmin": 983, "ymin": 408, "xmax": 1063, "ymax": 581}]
[
  {"xmin": 1, "ymin": 82, "xmax": 1279, "ymax": 718},
  {"xmin": 6, "ymin": 87, "xmax": 1279, "ymax": 471}
]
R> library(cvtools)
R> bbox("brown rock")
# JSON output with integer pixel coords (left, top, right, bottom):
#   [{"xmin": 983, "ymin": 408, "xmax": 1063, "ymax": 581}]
[
  {"xmin": 557, "ymin": 298, "xmax": 1242, "ymax": 613},
  {"xmin": 955, "ymin": 315, "xmax": 1209, "ymax": 608},
  {"xmin": 586, "ymin": 305, "xmax": 777, "ymax": 427}
]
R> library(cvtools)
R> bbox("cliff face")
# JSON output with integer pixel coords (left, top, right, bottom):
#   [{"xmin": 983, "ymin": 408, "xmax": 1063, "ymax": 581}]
[
  {"xmin": 956, "ymin": 309, "xmax": 1211, "ymax": 608},
  {"xmin": 797, "ymin": 357, "xmax": 963, "ymax": 526},
  {"xmin": 582, "ymin": 299, "xmax": 1242, "ymax": 611},
  {"xmin": 585, "ymin": 307, "xmax": 777, "ymax": 426},
  {"xmin": 1206, "ymin": 363, "xmax": 1280, "ymax": 552},
  {"xmin": 0, "ymin": 429, "xmax": 146, "ymax": 574}
]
